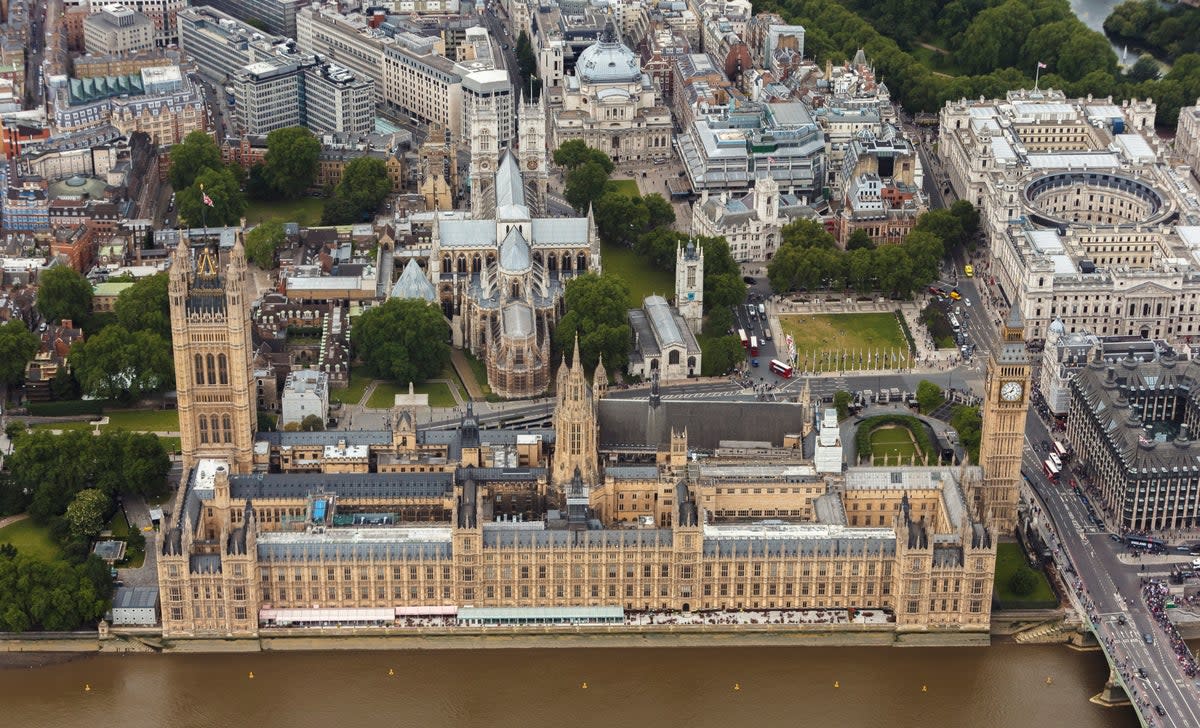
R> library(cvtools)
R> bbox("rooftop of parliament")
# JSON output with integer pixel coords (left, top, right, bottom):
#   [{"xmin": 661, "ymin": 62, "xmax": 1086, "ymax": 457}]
[{"xmin": 158, "ymin": 233, "xmax": 1000, "ymax": 638}]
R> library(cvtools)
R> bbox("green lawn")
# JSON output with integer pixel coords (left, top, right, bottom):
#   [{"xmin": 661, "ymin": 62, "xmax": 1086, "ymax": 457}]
[
  {"xmin": 104, "ymin": 409, "xmax": 179, "ymax": 432},
  {"xmin": 245, "ymin": 196, "xmax": 325, "ymax": 227},
  {"xmin": 364, "ymin": 376, "xmax": 459, "ymax": 409},
  {"xmin": 869, "ymin": 425, "xmax": 919, "ymax": 463},
  {"xmin": 779, "ymin": 313, "xmax": 909, "ymax": 372},
  {"xmin": 462, "ymin": 351, "xmax": 494, "ymax": 399},
  {"xmin": 994, "ymin": 542, "xmax": 1057, "ymax": 606},
  {"xmin": 331, "ymin": 371, "xmax": 372, "ymax": 405},
  {"xmin": 107, "ymin": 510, "xmax": 130, "ymax": 539},
  {"xmin": 609, "ymin": 178, "xmax": 640, "ymax": 197},
  {"xmin": 0, "ymin": 519, "xmax": 61, "ymax": 561},
  {"xmin": 601, "ymin": 240, "xmax": 675, "ymax": 308}
]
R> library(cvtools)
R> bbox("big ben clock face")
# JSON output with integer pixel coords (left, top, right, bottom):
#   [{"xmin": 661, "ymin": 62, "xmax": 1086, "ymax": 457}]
[
  {"xmin": 527, "ymin": 159, "xmax": 538, "ymax": 170},
  {"xmin": 1000, "ymin": 381, "xmax": 1023, "ymax": 401}
]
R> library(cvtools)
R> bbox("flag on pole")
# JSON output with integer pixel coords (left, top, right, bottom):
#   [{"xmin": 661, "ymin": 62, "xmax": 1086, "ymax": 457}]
[
  {"xmin": 1036, "ymin": 61, "xmax": 1047, "ymax": 69},
  {"xmin": 202, "ymin": 191, "xmax": 215, "ymax": 208}
]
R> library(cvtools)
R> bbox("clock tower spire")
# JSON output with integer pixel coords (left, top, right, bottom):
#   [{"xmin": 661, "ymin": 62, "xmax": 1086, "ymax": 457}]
[{"xmin": 974, "ymin": 306, "xmax": 1031, "ymax": 532}]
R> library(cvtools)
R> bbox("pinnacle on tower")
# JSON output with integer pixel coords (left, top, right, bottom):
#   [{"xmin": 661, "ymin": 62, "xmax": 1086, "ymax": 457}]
[{"xmin": 572, "ymin": 333, "xmax": 582, "ymax": 368}]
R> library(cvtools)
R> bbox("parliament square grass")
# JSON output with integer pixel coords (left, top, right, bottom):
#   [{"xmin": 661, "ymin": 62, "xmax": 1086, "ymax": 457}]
[{"xmin": 779, "ymin": 312, "xmax": 908, "ymax": 362}]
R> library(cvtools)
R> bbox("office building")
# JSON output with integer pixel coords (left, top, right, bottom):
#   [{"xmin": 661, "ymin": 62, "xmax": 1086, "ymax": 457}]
[
  {"xmin": 304, "ymin": 63, "xmax": 375, "ymax": 136},
  {"xmin": 195, "ymin": 0, "xmax": 307, "ymax": 39},
  {"xmin": 83, "ymin": 5, "xmax": 155, "ymax": 55}
]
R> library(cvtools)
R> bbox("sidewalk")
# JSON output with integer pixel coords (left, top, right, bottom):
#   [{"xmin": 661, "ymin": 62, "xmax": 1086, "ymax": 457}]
[{"xmin": 450, "ymin": 348, "xmax": 485, "ymax": 400}]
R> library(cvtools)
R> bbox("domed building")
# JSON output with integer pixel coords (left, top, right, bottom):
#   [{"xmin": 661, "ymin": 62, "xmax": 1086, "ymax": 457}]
[{"xmin": 551, "ymin": 21, "xmax": 673, "ymax": 163}]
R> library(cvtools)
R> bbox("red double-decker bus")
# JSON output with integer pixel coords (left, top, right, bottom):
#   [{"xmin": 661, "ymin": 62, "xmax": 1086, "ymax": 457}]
[
  {"xmin": 738, "ymin": 329, "xmax": 749, "ymax": 348},
  {"xmin": 1043, "ymin": 458, "xmax": 1060, "ymax": 482},
  {"xmin": 769, "ymin": 359, "xmax": 793, "ymax": 378},
  {"xmin": 750, "ymin": 336, "xmax": 759, "ymax": 356}
]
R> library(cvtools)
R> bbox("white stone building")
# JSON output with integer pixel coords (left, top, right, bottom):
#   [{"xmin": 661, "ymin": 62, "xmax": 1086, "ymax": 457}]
[
  {"xmin": 938, "ymin": 89, "xmax": 1200, "ymax": 343},
  {"xmin": 691, "ymin": 176, "xmax": 816, "ymax": 262},
  {"xmin": 83, "ymin": 5, "xmax": 155, "ymax": 55},
  {"xmin": 281, "ymin": 369, "xmax": 330, "ymax": 427},
  {"xmin": 1178, "ymin": 99, "xmax": 1200, "ymax": 183},
  {"xmin": 627, "ymin": 295, "xmax": 702, "ymax": 382},
  {"xmin": 550, "ymin": 22, "xmax": 673, "ymax": 164}
]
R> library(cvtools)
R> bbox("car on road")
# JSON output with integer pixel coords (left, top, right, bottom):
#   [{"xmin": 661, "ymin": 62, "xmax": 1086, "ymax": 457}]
[
  {"xmin": 743, "ymin": 276, "xmax": 756, "ymax": 285},
  {"xmin": 1137, "ymin": 667, "xmax": 1147, "ymax": 678},
  {"xmin": 1143, "ymin": 633, "xmax": 1154, "ymax": 645},
  {"xmin": 751, "ymin": 359, "xmax": 759, "ymax": 367},
  {"xmin": 1155, "ymin": 706, "xmax": 1166, "ymax": 717},
  {"xmin": 964, "ymin": 264, "xmax": 974, "ymax": 277}
]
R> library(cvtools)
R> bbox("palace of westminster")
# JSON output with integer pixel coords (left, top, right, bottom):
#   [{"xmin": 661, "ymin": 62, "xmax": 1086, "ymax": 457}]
[{"xmin": 156, "ymin": 152, "xmax": 1032, "ymax": 638}]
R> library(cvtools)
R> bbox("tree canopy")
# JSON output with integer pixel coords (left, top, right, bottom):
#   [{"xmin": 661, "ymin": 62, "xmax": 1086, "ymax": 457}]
[
  {"xmin": 65, "ymin": 488, "xmax": 110, "ymax": 541},
  {"xmin": 114, "ymin": 273, "xmax": 170, "ymax": 340},
  {"xmin": 261, "ymin": 126, "xmax": 321, "ymax": 198},
  {"xmin": 177, "ymin": 166, "xmax": 245, "ymax": 228},
  {"xmin": 916, "ymin": 380, "xmax": 945, "ymax": 413},
  {"xmin": 4, "ymin": 429, "xmax": 171, "ymax": 523},
  {"xmin": 0, "ymin": 551, "xmax": 112, "ymax": 631},
  {"xmin": 0, "ymin": 320, "xmax": 38, "ymax": 386},
  {"xmin": 514, "ymin": 30, "xmax": 542, "ymax": 100},
  {"xmin": 554, "ymin": 272, "xmax": 633, "ymax": 373},
  {"xmin": 350, "ymin": 299, "xmax": 451, "ymax": 384},
  {"xmin": 333, "ymin": 156, "xmax": 393, "ymax": 221},
  {"xmin": 69, "ymin": 324, "xmax": 173, "ymax": 402},
  {"xmin": 553, "ymin": 139, "xmax": 615, "ymax": 174},
  {"xmin": 243, "ymin": 220, "xmax": 286, "ymax": 269},
  {"xmin": 37, "ymin": 266, "xmax": 93, "ymax": 326},
  {"xmin": 564, "ymin": 161, "xmax": 612, "ymax": 212},
  {"xmin": 169, "ymin": 131, "xmax": 222, "ymax": 191}
]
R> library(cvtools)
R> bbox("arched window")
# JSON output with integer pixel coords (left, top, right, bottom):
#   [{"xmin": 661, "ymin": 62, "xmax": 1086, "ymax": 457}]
[
  {"xmin": 222, "ymin": 415, "xmax": 232, "ymax": 443},
  {"xmin": 194, "ymin": 354, "xmax": 204, "ymax": 385},
  {"xmin": 218, "ymin": 354, "xmax": 228, "ymax": 384},
  {"xmin": 210, "ymin": 415, "xmax": 220, "ymax": 441},
  {"xmin": 669, "ymin": 350, "xmax": 680, "ymax": 365},
  {"xmin": 206, "ymin": 354, "xmax": 216, "ymax": 385},
  {"xmin": 198, "ymin": 417, "xmax": 208, "ymax": 444}
]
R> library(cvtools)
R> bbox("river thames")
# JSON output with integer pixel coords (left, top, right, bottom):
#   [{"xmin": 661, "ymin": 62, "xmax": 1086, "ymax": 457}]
[{"xmin": 0, "ymin": 645, "xmax": 1142, "ymax": 728}]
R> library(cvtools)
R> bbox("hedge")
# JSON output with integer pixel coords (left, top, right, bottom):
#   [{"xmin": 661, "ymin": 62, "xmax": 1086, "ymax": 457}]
[
  {"xmin": 894, "ymin": 310, "xmax": 916, "ymax": 357},
  {"xmin": 855, "ymin": 413, "xmax": 938, "ymax": 465},
  {"xmin": 26, "ymin": 400, "xmax": 107, "ymax": 417}
]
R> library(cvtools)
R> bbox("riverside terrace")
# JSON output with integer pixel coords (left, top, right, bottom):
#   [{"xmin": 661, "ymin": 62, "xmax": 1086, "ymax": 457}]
[{"xmin": 1067, "ymin": 352, "xmax": 1200, "ymax": 531}]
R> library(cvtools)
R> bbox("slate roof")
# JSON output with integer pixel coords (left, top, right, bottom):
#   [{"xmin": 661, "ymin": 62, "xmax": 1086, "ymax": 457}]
[
  {"xmin": 598, "ymin": 398, "xmax": 807, "ymax": 449},
  {"xmin": 390, "ymin": 258, "xmax": 436, "ymax": 301}
]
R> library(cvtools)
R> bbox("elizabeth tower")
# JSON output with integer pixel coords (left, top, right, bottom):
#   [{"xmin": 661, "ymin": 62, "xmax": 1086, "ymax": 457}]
[{"xmin": 975, "ymin": 307, "xmax": 1031, "ymax": 531}]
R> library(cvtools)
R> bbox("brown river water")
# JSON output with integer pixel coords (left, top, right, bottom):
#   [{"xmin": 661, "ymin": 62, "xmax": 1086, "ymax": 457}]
[{"xmin": 0, "ymin": 644, "xmax": 1141, "ymax": 728}]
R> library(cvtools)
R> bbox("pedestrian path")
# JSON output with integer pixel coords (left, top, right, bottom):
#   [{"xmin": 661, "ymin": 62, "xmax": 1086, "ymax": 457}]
[{"xmin": 450, "ymin": 349, "xmax": 486, "ymax": 401}]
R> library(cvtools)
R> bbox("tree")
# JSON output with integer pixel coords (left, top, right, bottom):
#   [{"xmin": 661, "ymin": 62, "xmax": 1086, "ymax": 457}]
[
  {"xmin": 1009, "ymin": 566, "xmax": 1038, "ymax": 597},
  {"xmin": 1126, "ymin": 54, "xmax": 1161, "ymax": 82},
  {"xmin": 261, "ymin": 127, "xmax": 321, "ymax": 198},
  {"xmin": 114, "ymin": 273, "xmax": 170, "ymax": 339},
  {"xmin": 335, "ymin": 156, "xmax": 394, "ymax": 219},
  {"xmin": 176, "ymin": 166, "xmax": 245, "ymax": 228},
  {"xmin": 846, "ymin": 229, "xmax": 874, "ymax": 251},
  {"xmin": 350, "ymin": 299, "xmax": 451, "ymax": 384},
  {"xmin": 564, "ymin": 161, "xmax": 611, "ymax": 212},
  {"xmin": 0, "ymin": 320, "xmax": 38, "ymax": 386},
  {"xmin": 514, "ymin": 29, "xmax": 542, "ymax": 100},
  {"xmin": 321, "ymin": 195, "xmax": 361, "ymax": 226},
  {"xmin": 49, "ymin": 367, "xmax": 80, "ymax": 400},
  {"xmin": 65, "ymin": 488, "xmax": 109, "ymax": 541},
  {"xmin": 949, "ymin": 200, "xmax": 980, "ymax": 242},
  {"xmin": 169, "ymin": 131, "xmax": 222, "ymax": 191},
  {"xmin": 36, "ymin": 266, "xmax": 93, "ymax": 325},
  {"xmin": 951, "ymin": 404, "xmax": 982, "ymax": 463},
  {"xmin": 554, "ymin": 272, "xmax": 632, "ymax": 372},
  {"xmin": 300, "ymin": 414, "xmax": 324, "ymax": 432},
  {"xmin": 553, "ymin": 140, "xmax": 614, "ymax": 174},
  {"xmin": 244, "ymin": 221, "xmax": 286, "ymax": 269},
  {"xmin": 594, "ymin": 190, "xmax": 650, "ymax": 247},
  {"xmin": 780, "ymin": 218, "xmax": 838, "ymax": 251},
  {"xmin": 643, "ymin": 193, "xmax": 675, "ymax": 229},
  {"xmin": 913, "ymin": 209, "xmax": 965, "ymax": 250},
  {"xmin": 916, "ymin": 380, "xmax": 945, "ymax": 413},
  {"xmin": 69, "ymin": 325, "xmax": 173, "ymax": 401},
  {"xmin": 699, "ymin": 334, "xmax": 745, "ymax": 376},
  {"xmin": 833, "ymin": 390, "xmax": 854, "ymax": 420}
]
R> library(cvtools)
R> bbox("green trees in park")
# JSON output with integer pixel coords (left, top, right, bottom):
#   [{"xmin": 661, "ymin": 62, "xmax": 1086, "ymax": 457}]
[
  {"xmin": 0, "ymin": 550, "xmax": 113, "ymax": 632},
  {"xmin": 36, "ymin": 265, "xmax": 93, "ymax": 325},
  {"xmin": 176, "ymin": 166, "xmax": 245, "ymax": 227},
  {"xmin": 564, "ymin": 162, "xmax": 612, "ymax": 212},
  {"xmin": 0, "ymin": 320, "xmax": 38, "ymax": 386},
  {"xmin": 757, "ymin": 0, "xmax": 1200, "ymax": 127},
  {"xmin": 1009, "ymin": 566, "xmax": 1038, "ymax": 597},
  {"xmin": 555, "ymin": 272, "xmax": 633, "ymax": 373},
  {"xmin": 169, "ymin": 131, "xmax": 223, "ymax": 192},
  {"xmin": 322, "ymin": 157, "xmax": 393, "ymax": 224},
  {"xmin": 69, "ymin": 324, "xmax": 173, "ymax": 401},
  {"xmin": 260, "ymin": 127, "xmax": 321, "ymax": 199},
  {"xmin": 593, "ymin": 191, "xmax": 675, "ymax": 247},
  {"xmin": 1105, "ymin": 0, "xmax": 1200, "ymax": 61},
  {"xmin": 3, "ymin": 429, "xmax": 170, "ymax": 522},
  {"xmin": 767, "ymin": 208, "xmax": 966, "ymax": 298},
  {"xmin": 114, "ymin": 273, "xmax": 170, "ymax": 340},
  {"xmin": 350, "ymin": 299, "xmax": 451, "ymax": 384},
  {"xmin": 65, "ymin": 488, "xmax": 110, "ymax": 541},
  {"xmin": 243, "ymin": 220, "xmax": 286, "ymax": 269},
  {"xmin": 915, "ymin": 380, "xmax": 945, "ymax": 414}
]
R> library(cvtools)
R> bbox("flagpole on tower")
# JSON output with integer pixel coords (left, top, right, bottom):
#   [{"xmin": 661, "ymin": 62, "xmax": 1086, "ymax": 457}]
[{"xmin": 1034, "ymin": 61, "xmax": 1046, "ymax": 92}]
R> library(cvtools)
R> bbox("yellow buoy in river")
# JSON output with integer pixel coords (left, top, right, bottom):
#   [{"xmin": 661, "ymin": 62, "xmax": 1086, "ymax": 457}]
[
  {"xmin": 1045, "ymin": 676, "xmax": 1053, "ymax": 685},
  {"xmin": 248, "ymin": 672, "xmax": 255, "ymax": 679},
  {"xmin": 581, "ymin": 682, "xmax": 588, "ymax": 689},
  {"xmin": 834, "ymin": 681, "xmax": 840, "ymax": 689},
  {"xmin": 84, "ymin": 684, "xmax": 91, "ymax": 692},
  {"xmin": 733, "ymin": 683, "xmax": 740, "ymax": 691},
  {"xmin": 922, "ymin": 685, "xmax": 928, "ymax": 692},
  {"xmin": 388, "ymin": 668, "xmax": 395, "ymax": 676}
]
